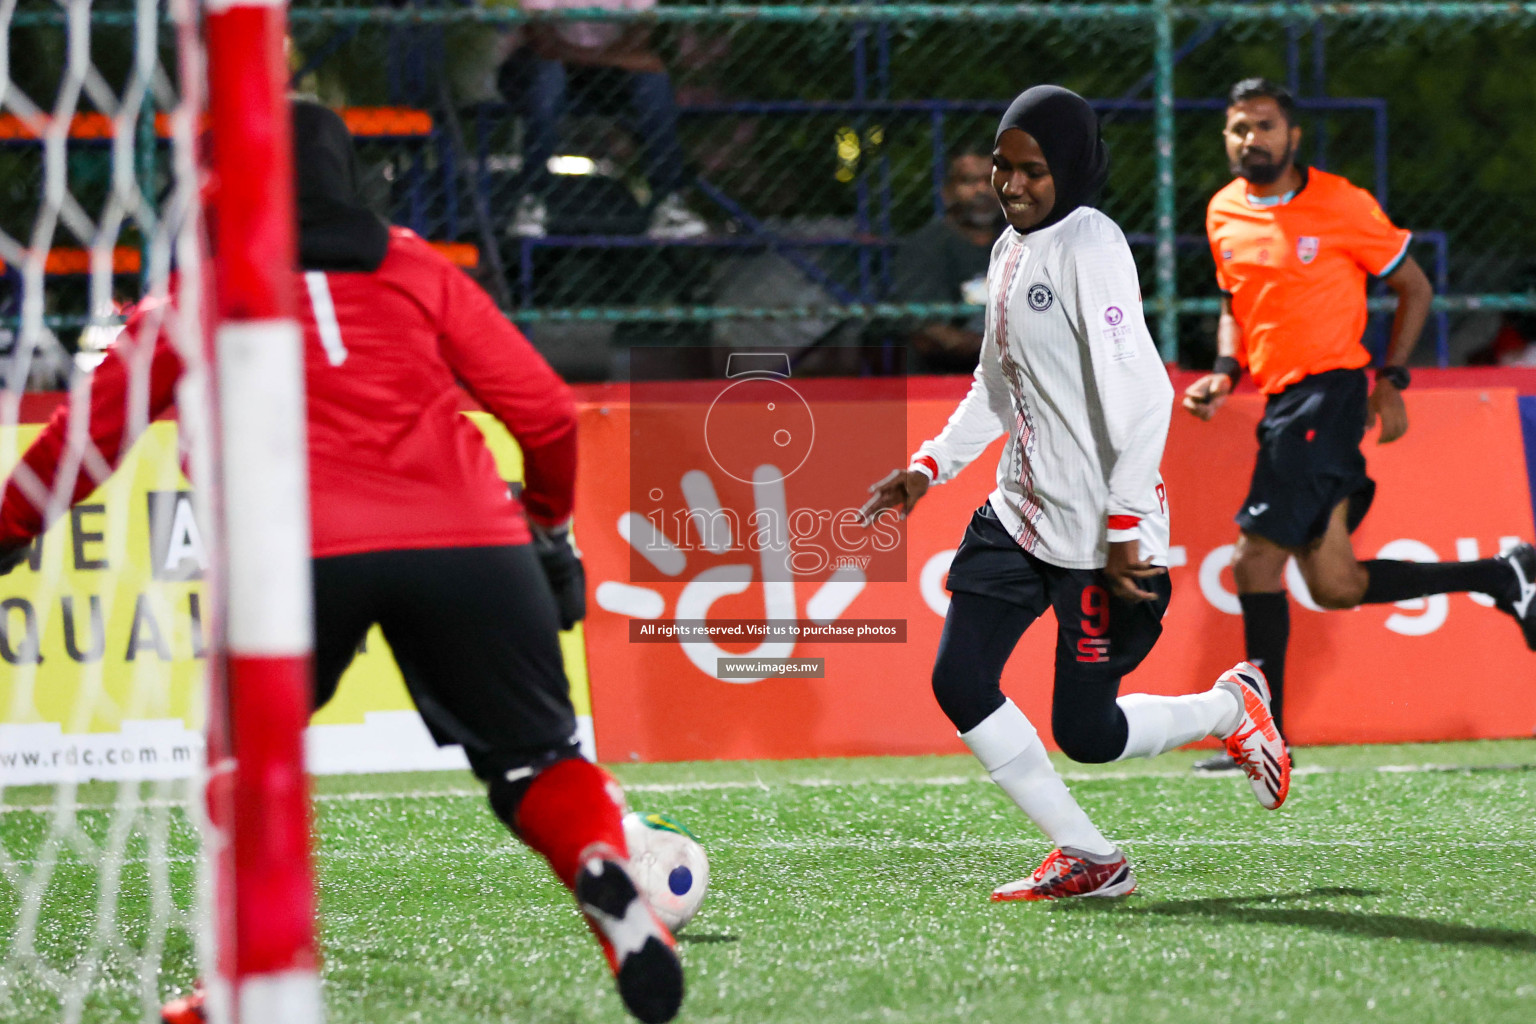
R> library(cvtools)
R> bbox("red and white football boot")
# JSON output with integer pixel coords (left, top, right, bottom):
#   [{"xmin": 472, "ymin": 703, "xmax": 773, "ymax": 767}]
[
  {"xmin": 1215, "ymin": 661, "xmax": 1292, "ymax": 810},
  {"xmin": 990, "ymin": 846, "xmax": 1137, "ymax": 902}
]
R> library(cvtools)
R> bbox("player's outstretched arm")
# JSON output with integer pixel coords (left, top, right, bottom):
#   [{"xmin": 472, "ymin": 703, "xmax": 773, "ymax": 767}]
[
  {"xmin": 904, "ymin": 307, "xmax": 1010, "ymax": 500},
  {"xmin": 858, "ymin": 468, "xmax": 930, "ymax": 526},
  {"xmin": 0, "ymin": 305, "xmax": 183, "ymax": 572},
  {"xmin": 862, "ymin": 324, "xmax": 1008, "ymax": 530}
]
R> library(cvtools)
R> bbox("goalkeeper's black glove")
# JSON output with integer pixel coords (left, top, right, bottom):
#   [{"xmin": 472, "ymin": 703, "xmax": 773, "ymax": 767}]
[
  {"xmin": 0, "ymin": 540, "xmax": 30, "ymax": 577},
  {"xmin": 530, "ymin": 523, "xmax": 586, "ymax": 631}
]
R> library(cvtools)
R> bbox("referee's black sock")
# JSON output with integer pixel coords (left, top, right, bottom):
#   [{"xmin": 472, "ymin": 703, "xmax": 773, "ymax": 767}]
[
  {"xmin": 1359, "ymin": 558, "xmax": 1514, "ymax": 605},
  {"xmin": 1239, "ymin": 591, "xmax": 1289, "ymax": 734}
]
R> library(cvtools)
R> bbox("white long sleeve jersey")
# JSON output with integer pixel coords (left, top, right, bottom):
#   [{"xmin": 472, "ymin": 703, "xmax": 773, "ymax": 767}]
[{"xmin": 914, "ymin": 207, "xmax": 1173, "ymax": 569}]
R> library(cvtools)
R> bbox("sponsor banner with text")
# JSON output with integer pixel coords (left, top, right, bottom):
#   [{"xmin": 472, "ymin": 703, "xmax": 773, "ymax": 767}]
[
  {"xmin": 7, "ymin": 381, "xmax": 1534, "ymax": 778},
  {"xmin": 580, "ymin": 384, "xmax": 1536, "ymax": 762},
  {"xmin": 0, "ymin": 414, "xmax": 595, "ymax": 784}
]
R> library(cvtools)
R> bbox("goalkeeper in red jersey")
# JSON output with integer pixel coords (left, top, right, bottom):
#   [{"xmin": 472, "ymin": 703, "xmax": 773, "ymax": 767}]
[{"xmin": 0, "ymin": 100, "xmax": 683, "ymax": 1024}]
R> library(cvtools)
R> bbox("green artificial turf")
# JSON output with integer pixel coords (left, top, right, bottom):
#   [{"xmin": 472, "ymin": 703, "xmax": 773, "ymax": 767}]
[{"xmin": 4, "ymin": 741, "xmax": 1536, "ymax": 1023}]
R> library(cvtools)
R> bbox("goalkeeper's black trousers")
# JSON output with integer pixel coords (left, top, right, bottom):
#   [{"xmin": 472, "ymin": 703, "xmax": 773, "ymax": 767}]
[{"xmin": 310, "ymin": 544, "xmax": 580, "ymax": 781}]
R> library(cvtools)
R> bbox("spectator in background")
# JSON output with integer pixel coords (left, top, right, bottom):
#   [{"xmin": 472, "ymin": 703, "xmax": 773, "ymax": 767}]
[
  {"xmin": 1470, "ymin": 309, "xmax": 1536, "ymax": 366},
  {"xmin": 1469, "ymin": 265, "xmax": 1536, "ymax": 366},
  {"xmin": 888, "ymin": 148, "xmax": 1004, "ymax": 374},
  {"xmin": 501, "ymin": 0, "xmax": 706, "ymax": 239}
]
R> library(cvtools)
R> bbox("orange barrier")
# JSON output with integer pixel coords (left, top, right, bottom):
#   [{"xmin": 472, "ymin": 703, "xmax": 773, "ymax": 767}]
[
  {"xmin": 0, "ymin": 107, "xmax": 430, "ymax": 142},
  {"xmin": 0, "ymin": 246, "xmax": 141, "ymax": 276},
  {"xmin": 2, "ymin": 243, "xmax": 471, "ymax": 277},
  {"xmin": 427, "ymin": 242, "xmax": 479, "ymax": 268},
  {"xmin": 0, "ymin": 111, "xmax": 176, "ymax": 140},
  {"xmin": 339, "ymin": 107, "xmax": 433, "ymax": 138},
  {"xmin": 576, "ymin": 385, "xmax": 1536, "ymax": 762}
]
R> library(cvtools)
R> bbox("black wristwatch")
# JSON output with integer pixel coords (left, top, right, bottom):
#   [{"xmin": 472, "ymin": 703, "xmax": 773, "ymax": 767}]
[{"xmin": 1375, "ymin": 365, "xmax": 1411, "ymax": 390}]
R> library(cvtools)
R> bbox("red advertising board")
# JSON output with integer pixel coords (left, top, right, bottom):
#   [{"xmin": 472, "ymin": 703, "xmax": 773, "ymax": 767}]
[{"xmin": 577, "ymin": 381, "xmax": 1536, "ymax": 762}]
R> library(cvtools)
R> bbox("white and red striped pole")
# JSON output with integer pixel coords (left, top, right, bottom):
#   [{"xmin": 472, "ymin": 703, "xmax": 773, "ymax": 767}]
[{"xmin": 203, "ymin": 2, "xmax": 321, "ymax": 1021}]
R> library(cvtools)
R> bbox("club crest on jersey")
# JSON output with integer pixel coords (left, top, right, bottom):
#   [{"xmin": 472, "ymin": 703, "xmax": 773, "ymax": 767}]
[
  {"xmin": 1027, "ymin": 283, "xmax": 1054, "ymax": 312},
  {"xmin": 1297, "ymin": 236, "xmax": 1320, "ymax": 264}
]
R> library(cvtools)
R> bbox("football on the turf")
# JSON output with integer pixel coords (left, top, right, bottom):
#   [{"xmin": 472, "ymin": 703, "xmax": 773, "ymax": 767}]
[{"xmin": 622, "ymin": 812, "xmax": 710, "ymax": 932}]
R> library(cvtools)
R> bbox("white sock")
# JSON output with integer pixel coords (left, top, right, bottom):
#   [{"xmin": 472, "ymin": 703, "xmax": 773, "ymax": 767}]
[
  {"xmin": 1115, "ymin": 688, "xmax": 1243, "ymax": 761},
  {"xmin": 960, "ymin": 699, "xmax": 1116, "ymax": 856}
]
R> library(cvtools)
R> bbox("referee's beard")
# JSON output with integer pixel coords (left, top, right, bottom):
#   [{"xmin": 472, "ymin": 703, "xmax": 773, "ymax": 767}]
[{"xmin": 1233, "ymin": 143, "xmax": 1294, "ymax": 186}]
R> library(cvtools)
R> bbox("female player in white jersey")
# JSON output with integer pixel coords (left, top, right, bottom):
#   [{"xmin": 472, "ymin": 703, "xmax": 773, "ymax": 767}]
[{"xmin": 862, "ymin": 85, "xmax": 1292, "ymax": 901}]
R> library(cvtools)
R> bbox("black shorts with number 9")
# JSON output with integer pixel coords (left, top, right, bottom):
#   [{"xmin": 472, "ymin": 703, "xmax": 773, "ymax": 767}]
[{"xmin": 945, "ymin": 503, "xmax": 1171, "ymax": 684}]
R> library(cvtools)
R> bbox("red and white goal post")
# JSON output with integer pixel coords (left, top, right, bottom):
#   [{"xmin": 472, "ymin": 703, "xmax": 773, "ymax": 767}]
[
  {"xmin": 0, "ymin": 1, "xmax": 320, "ymax": 1021},
  {"xmin": 205, "ymin": 0, "xmax": 322, "ymax": 1021}
]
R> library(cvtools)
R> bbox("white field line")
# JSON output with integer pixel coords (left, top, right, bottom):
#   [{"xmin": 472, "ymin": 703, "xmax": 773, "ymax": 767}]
[
  {"xmin": 742, "ymin": 837, "xmax": 1536, "ymax": 850},
  {"xmin": 2, "ymin": 760, "xmax": 1532, "ymax": 816},
  {"xmin": 9, "ymin": 832, "xmax": 1535, "ymax": 873}
]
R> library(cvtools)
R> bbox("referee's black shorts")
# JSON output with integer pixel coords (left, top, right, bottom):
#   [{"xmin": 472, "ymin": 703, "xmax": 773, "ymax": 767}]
[
  {"xmin": 311, "ymin": 544, "xmax": 577, "ymax": 780},
  {"xmin": 1236, "ymin": 367, "xmax": 1377, "ymax": 549}
]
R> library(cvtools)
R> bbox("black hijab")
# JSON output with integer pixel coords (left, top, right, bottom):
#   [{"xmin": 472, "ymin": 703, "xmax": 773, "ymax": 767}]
[
  {"xmin": 291, "ymin": 99, "xmax": 390, "ymax": 272},
  {"xmin": 995, "ymin": 85, "xmax": 1109, "ymax": 233}
]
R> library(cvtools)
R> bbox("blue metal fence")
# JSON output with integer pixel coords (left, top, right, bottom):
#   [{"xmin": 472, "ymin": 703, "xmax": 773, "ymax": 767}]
[{"xmin": 9, "ymin": 3, "xmax": 1536, "ymax": 373}]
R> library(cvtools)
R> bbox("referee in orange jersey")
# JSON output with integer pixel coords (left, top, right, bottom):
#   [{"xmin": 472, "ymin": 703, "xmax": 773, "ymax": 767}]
[{"xmin": 1183, "ymin": 78, "xmax": 1536, "ymax": 769}]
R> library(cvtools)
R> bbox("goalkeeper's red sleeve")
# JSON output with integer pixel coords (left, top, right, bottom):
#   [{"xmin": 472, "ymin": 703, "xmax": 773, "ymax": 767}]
[
  {"xmin": 0, "ymin": 301, "xmax": 184, "ymax": 546},
  {"xmin": 433, "ymin": 258, "xmax": 578, "ymax": 528}
]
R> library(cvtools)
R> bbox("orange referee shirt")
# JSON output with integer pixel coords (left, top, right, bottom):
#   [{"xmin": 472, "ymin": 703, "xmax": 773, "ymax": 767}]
[{"xmin": 1206, "ymin": 167, "xmax": 1412, "ymax": 394}]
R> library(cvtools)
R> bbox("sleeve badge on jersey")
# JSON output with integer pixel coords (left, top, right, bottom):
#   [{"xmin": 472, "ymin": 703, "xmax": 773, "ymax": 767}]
[
  {"xmin": 1101, "ymin": 305, "xmax": 1138, "ymax": 362},
  {"xmin": 1296, "ymin": 236, "xmax": 1320, "ymax": 264},
  {"xmin": 1027, "ymin": 283, "xmax": 1054, "ymax": 311}
]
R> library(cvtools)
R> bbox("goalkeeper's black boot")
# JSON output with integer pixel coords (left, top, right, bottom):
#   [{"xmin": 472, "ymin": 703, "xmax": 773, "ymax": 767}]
[{"xmin": 576, "ymin": 856, "xmax": 684, "ymax": 1024}]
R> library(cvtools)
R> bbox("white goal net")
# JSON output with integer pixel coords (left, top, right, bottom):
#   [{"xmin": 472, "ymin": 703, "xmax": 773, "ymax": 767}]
[{"xmin": 0, "ymin": 1, "xmax": 220, "ymax": 1020}]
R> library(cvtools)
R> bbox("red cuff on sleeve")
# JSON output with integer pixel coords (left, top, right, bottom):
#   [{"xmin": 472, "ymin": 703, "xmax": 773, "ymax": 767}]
[
  {"xmin": 910, "ymin": 455, "xmax": 939, "ymax": 480},
  {"xmin": 1107, "ymin": 515, "xmax": 1140, "ymax": 531}
]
